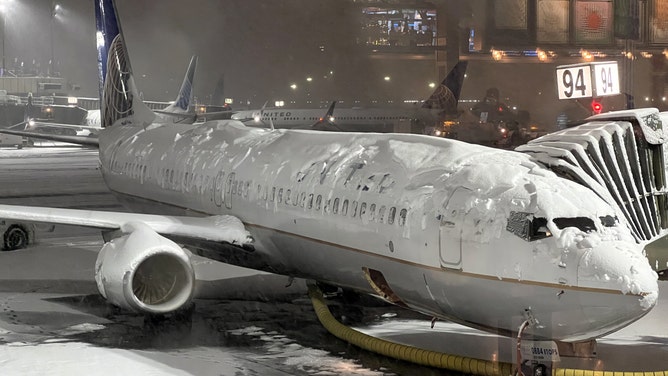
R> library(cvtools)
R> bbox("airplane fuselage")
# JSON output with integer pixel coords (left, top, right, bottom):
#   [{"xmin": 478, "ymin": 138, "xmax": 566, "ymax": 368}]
[
  {"xmin": 232, "ymin": 107, "xmax": 437, "ymax": 132},
  {"xmin": 97, "ymin": 120, "xmax": 657, "ymax": 342}
]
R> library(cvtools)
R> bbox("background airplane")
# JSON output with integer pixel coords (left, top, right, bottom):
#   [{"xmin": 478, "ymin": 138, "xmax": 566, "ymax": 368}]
[
  {"xmin": 16, "ymin": 55, "xmax": 200, "ymax": 138},
  {"xmin": 231, "ymin": 61, "xmax": 468, "ymax": 134}
]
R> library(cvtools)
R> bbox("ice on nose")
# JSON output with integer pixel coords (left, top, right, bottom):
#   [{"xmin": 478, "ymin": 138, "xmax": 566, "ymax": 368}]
[{"xmin": 578, "ymin": 238, "xmax": 658, "ymax": 310}]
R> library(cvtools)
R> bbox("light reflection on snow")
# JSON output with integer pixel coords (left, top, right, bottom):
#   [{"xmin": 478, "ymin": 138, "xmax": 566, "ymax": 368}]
[{"xmin": 228, "ymin": 326, "xmax": 388, "ymax": 375}]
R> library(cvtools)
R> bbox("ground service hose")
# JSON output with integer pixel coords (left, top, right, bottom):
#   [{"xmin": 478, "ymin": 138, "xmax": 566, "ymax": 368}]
[
  {"xmin": 307, "ymin": 283, "xmax": 668, "ymax": 376},
  {"xmin": 307, "ymin": 283, "xmax": 513, "ymax": 375}
]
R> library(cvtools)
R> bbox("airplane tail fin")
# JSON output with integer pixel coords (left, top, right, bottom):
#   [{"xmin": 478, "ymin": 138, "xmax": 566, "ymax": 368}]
[
  {"xmin": 324, "ymin": 100, "xmax": 337, "ymax": 119},
  {"xmin": 421, "ymin": 61, "xmax": 468, "ymax": 114},
  {"xmin": 162, "ymin": 55, "xmax": 198, "ymax": 114},
  {"xmin": 95, "ymin": 0, "xmax": 154, "ymax": 128},
  {"xmin": 311, "ymin": 101, "xmax": 343, "ymax": 131}
]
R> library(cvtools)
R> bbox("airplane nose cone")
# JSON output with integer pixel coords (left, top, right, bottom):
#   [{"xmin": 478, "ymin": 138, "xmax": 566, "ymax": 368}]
[{"xmin": 578, "ymin": 238, "xmax": 658, "ymax": 310}]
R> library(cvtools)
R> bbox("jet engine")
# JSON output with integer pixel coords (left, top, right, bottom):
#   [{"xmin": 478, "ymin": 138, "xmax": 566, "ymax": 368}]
[{"xmin": 94, "ymin": 222, "xmax": 195, "ymax": 314}]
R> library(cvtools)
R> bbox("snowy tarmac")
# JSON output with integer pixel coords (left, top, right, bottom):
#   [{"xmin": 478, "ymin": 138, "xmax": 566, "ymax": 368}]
[{"xmin": 1, "ymin": 145, "xmax": 668, "ymax": 375}]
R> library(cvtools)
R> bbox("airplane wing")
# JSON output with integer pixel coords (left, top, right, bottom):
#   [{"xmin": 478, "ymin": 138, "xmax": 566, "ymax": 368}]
[
  {"xmin": 0, "ymin": 204, "xmax": 253, "ymax": 247},
  {"xmin": 0, "ymin": 127, "xmax": 99, "ymax": 147},
  {"xmin": 24, "ymin": 120, "xmax": 99, "ymax": 133},
  {"xmin": 154, "ymin": 110, "xmax": 199, "ymax": 123},
  {"xmin": 195, "ymin": 109, "xmax": 236, "ymax": 122}
]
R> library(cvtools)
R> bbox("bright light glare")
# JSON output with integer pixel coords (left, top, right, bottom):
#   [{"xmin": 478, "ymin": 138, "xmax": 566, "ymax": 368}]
[
  {"xmin": 96, "ymin": 31, "xmax": 105, "ymax": 49},
  {"xmin": 290, "ymin": 83, "xmax": 297, "ymax": 90},
  {"xmin": 428, "ymin": 82, "xmax": 436, "ymax": 88},
  {"xmin": 384, "ymin": 76, "xmax": 390, "ymax": 81},
  {"xmin": 306, "ymin": 77, "xmax": 312, "ymax": 82}
]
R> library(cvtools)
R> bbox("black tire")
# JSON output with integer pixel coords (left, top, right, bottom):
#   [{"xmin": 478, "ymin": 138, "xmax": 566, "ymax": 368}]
[{"xmin": 3, "ymin": 226, "xmax": 29, "ymax": 251}]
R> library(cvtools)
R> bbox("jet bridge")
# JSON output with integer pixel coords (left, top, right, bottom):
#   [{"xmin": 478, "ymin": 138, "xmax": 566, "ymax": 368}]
[{"xmin": 517, "ymin": 108, "xmax": 668, "ymax": 244}]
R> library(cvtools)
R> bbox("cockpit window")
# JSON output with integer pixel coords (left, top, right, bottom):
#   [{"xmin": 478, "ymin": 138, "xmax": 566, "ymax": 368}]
[
  {"xmin": 599, "ymin": 215, "xmax": 617, "ymax": 227},
  {"xmin": 506, "ymin": 211, "xmax": 551, "ymax": 241},
  {"xmin": 553, "ymin": 217, "xmax": 595, "ymax": 232}
]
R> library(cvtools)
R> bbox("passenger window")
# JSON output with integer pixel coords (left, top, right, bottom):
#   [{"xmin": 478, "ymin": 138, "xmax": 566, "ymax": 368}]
[
  {"xmin": 270, "ymin": 187, "xmax": 276, "ymax": 202},
  {"xmin": 388, "ymin": 207, "xmax": 396, "ymax": 224},
  {"xmin": 360, "ymin": 203, "xmax": 367, "ymax": 218},
  {"xmin": 342, "ymin": 199, "xmax": 349, "ymax": 216},
  {"xmin": 285, "ymin": 189, "xmax": 291, "ymax": 205},
  {"xmin": 278, "ymin": 188, "xmax": 283, "ymax": 203},
  {"xmin": 316, "ymin": 195, "xmax": 322, "ymax": 211},
  {"xmin": 369, "ymin": 204, "xmax": 376, "ymax": 221},
  {"xmin": 308, "ymin": 193, "xmax": 314, "ymax": 209},
  {"xmin": 398, "ymin": 209, "xmax": 407, "ymax": 226},
  {"xmin": 378, "ymin": 205, "xmax": 386, "ymax": 223},
  {"xmin": 333, "ymin": 198, "xmax": 340, "ymax": 214},
  {"xmin": 351, "ymin": 201, "xmax": 358, "ymax": 217},
  {"xmin": 232, "ymin": 180, "xmax": 237, "ymax": 195},
  {"xmin": 299, "ymin": 192, "xmax": 306, "ymax": 207},
  {"xmin": 324, "ymin": 199, "xmax": 331, "ymax": 213}
]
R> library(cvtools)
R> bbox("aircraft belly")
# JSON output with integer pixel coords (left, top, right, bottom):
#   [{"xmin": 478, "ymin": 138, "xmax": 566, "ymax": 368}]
[{"xmin": 418, "ymin": 269, "xmax": 649, "ymax": 341}]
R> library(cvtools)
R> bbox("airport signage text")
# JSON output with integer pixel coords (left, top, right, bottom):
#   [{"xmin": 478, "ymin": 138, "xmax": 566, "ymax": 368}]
[{"xmin": 556, "ymin": 62, "xmax": 620, "ymax": 100}]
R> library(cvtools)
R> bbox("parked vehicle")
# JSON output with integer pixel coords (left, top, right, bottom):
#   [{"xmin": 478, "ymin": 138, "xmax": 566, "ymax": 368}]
[{"xmin": 0, "ymin": 133, "xmax": 27, "ymax": 149}]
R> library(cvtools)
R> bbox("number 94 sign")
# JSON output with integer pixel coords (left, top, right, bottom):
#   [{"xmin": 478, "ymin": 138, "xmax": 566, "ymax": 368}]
[{"xmin": 556, "ymin": 62, "xmax": 620, "ymax": 100}]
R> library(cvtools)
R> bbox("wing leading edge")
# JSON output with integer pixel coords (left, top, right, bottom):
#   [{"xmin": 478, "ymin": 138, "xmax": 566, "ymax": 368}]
[
  {"xmin": 0, "ymin": 127, "xmax": 100, "ymax": 147},
  {"xmin": 0, "ymin": 204, "xmax": 252, "ymax": 247}
]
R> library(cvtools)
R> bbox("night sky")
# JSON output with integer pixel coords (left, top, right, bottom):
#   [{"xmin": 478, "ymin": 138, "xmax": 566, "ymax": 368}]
[{"xmin": 2, "ymin": 0, "xmax": 365, "ymax": 106}]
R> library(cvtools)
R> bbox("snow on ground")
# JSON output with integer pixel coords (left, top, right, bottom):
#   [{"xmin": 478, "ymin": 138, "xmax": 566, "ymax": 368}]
[{"xmin": 0, "ymin": 342, "xmax": 196, "ymax": 376}]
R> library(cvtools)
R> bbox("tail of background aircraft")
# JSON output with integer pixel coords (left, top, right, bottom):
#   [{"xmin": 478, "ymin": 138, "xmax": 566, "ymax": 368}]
[
  {"xmin": 95, "ymin": 0, "xmax": 154, "ymax": 128},
  {"xmin": 160, "ymin": 55, "xmax": 198, "ymax": 114},
  {"xmin": 421, "ymin": 61, "xmax": 468, "ymax": 115}
]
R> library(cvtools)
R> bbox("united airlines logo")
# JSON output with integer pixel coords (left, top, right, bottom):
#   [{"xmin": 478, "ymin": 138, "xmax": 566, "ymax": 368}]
[
  {"xmin": 102, "ymin": 35, "xmax": 133, "ymax": 127},
  {"xmin": 175, "ymin": 77, "xmax": 192, "ymax": 111},
  {"xmin": 423, "ymin": 84, "xmax": 456, "ymax": 112}
]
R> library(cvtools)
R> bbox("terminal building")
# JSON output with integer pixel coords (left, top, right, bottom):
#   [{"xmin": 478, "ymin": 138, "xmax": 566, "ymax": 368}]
[
  {"xmin": 312, "ymin": 0, "xmax": 668, "ymax": 130},
  {"xmin": 0, "ymin": 1, "xmax": 666, "ymax": 132}
]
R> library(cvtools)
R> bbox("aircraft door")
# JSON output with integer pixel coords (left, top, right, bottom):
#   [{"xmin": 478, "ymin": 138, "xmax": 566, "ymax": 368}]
[
  {"xmin": 439, "ymin": 187, "xmax": 471, "ymax": 270},
  {"xmin": 224, "ymin": 172, "xmax": 235, "ymax": 209}
]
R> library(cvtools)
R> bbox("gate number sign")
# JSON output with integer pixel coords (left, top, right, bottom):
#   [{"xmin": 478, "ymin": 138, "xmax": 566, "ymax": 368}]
[{"xmin": 556, "ymin": 62, "xmax": 620, "ymax": 100}]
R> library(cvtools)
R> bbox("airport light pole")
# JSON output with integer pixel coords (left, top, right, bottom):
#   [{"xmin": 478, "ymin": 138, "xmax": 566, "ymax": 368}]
[
  {"xmin": 0, "ymin": 0, "xmax": 8, "ymax": 75},
  {"xmin": 50, "ymin": 2, "xmax": 61, "ymax": 77}
]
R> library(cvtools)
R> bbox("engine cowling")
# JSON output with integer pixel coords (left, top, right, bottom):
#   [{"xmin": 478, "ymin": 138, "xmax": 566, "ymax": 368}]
[{"xmin": 95, "ymin": 222, "xmax": 195, "ymax": 314}]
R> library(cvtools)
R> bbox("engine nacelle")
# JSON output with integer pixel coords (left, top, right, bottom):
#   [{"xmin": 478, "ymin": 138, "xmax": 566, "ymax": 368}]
[{"xmin": 95, "ymin": 222, "xmax": 195, "ymax": 314}]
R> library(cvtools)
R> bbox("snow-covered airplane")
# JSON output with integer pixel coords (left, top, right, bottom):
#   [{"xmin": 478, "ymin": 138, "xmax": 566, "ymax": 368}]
[
  {"xmin": 17, "ymin": 55, "xmax": 199, "ymax": 140},
  {"xmin": 230, "ymin": 61, "xmax": 467, "ymax": 133},
  {"xmin": 0, "ymin": 0, "xmax": 660, "ymax": 347}
]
